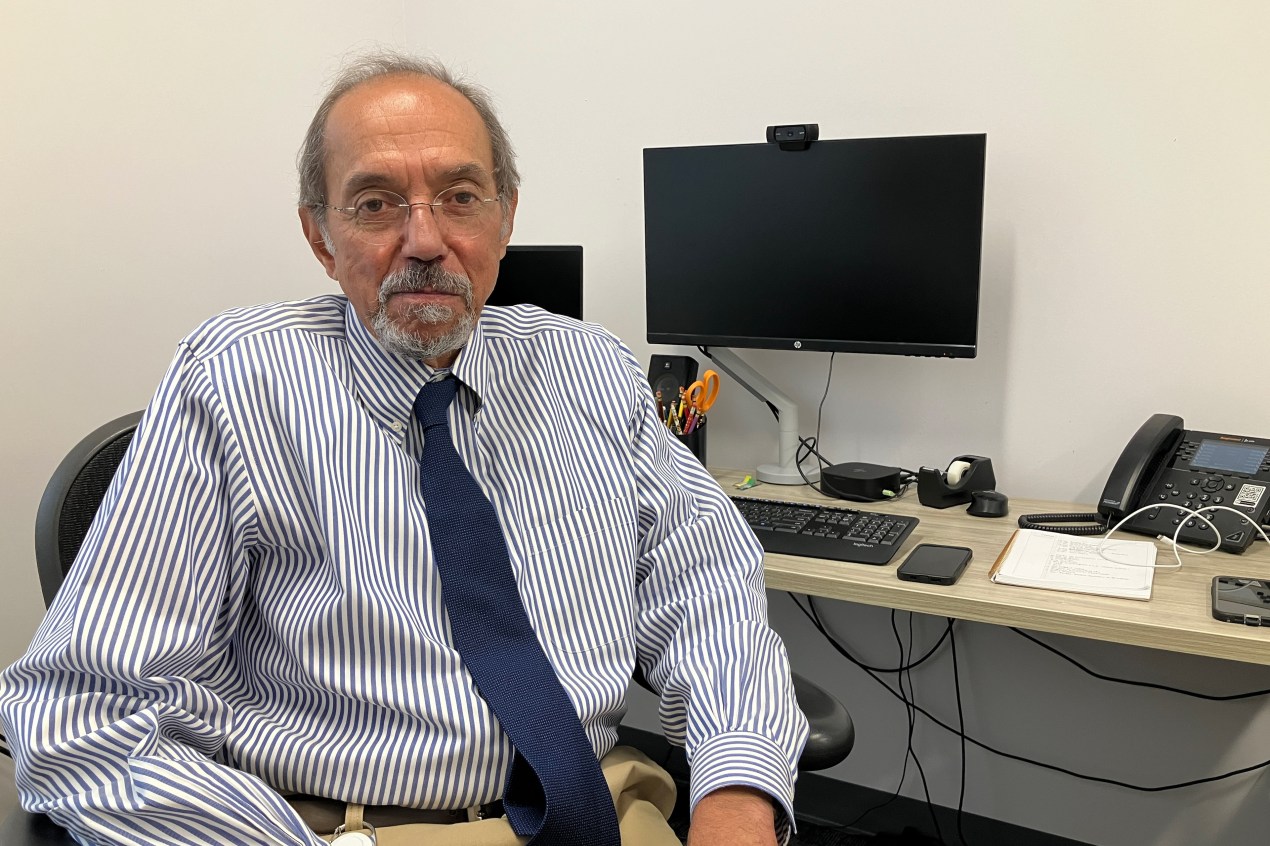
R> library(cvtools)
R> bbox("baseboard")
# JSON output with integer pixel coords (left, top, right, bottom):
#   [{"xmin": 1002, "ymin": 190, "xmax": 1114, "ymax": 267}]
[{"xmin": 617, "ymin": 726, "xmax": 1092, "ymax": 846}]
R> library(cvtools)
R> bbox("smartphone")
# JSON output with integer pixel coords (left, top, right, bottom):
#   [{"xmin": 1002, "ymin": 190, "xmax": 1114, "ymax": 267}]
[
  {"xmin": 1211, "ymin": 576, "xmax": 1270, "ymax": 626},
  {"xmin": 897, "ymin": 544, "xmax": 973, "ymax": 585}
]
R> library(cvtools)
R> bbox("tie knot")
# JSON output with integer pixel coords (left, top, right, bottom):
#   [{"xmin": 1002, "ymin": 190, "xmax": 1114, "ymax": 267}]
[{"xmin": 412, "ymin": 376, "xmax": 458, "ymax": 431}]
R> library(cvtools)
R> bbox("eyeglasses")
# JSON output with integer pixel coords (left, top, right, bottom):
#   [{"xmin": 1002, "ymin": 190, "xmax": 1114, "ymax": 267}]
[{"xmin": 323, "ymin": 186, "xmax": 503, "ymax": 243}]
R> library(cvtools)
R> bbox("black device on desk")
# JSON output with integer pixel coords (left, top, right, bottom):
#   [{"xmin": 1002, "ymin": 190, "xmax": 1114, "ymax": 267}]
[
  {"xmin": 1211, "ymin": 576, "xmax": 1270, "ymax": 626},
  {"xmin": 1021, "ymin": 414, "xmax": 1270, "ymax": 553},
  {"xmin": 730, "ymin": 496, "xmax": 918, "ymax": 565},
  {"xmin": 897, "ymin": 544, "xmax": 972, "ymax": 585}
]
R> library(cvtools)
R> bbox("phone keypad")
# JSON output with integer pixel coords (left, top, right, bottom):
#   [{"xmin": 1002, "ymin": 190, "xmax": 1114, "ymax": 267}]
[
  {"xmin": 1134, "ymin": 473, "xmax": 1263, "ymax": 553},
  {"xmin": 1122, "ymin": 429, "xmax": 1270, "ymax": 554}
]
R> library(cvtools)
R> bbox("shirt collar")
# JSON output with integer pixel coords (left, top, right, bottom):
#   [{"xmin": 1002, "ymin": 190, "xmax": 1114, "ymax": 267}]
[
  {"xmin": 343, "ymin": 299, "xmax": 494, "ymax": 444},
  {"xmin": 449, "ymin": 310, "xmax": 495, "ymax": 406}
]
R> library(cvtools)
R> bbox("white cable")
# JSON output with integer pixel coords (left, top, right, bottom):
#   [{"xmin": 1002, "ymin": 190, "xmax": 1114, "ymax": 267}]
[{"xmin": 1097, "ymin": 503, "xmax": 1270, "ymax": 569}]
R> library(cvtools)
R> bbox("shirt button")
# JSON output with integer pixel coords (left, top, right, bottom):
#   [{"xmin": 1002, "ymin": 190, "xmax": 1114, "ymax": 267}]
[{"xmin": 390, "ymin": 421, "xmax": 405, "ymax": 432}]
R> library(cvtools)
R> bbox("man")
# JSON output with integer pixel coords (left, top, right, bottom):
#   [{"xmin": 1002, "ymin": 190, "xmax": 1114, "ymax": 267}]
[{"xmin": 0, "ymin": 53, "xmax": 806, "ymax": 845}]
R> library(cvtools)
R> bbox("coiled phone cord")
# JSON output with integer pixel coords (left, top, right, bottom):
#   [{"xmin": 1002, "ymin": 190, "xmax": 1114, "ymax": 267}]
[{"xmin": 1016, "ymin": 512, "xmax": 1109, "ymax": 536}]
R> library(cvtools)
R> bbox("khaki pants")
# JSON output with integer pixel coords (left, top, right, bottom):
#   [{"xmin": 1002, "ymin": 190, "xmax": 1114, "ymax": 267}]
[{"xmin": 318, "ymin": 746, "xmax": 680, "ymax": 845}]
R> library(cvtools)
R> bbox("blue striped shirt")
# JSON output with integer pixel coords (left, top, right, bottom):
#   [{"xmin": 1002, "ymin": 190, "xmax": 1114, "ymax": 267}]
[{"xmin": 0, "ymin": 295, "xmax": 807, "ymax": 845}]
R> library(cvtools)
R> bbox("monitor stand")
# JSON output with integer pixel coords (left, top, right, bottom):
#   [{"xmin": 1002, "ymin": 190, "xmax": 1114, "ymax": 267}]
[{"xmin": 704, "ymin": 347, "xmax": 820, "ymax": 486}]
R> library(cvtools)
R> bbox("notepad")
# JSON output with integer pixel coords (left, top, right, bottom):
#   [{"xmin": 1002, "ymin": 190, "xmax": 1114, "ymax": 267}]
[{"xmin": 989, "ymin": 529, "xmax": 1157, "ymax": 600}]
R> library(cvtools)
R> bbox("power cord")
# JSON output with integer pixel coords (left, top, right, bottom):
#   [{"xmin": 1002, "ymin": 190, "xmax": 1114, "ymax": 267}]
[
  {"xmin": 800, "ymin": 598, "xmax": 958, "ymax": 839},
  {"xmin": 806, "ymin": 354, "xmax": 836, "ymax": 492},
  {"xmin": 836, "ymin": 609, "xmax": 952, "ymax": 836},
  {"xmin": 896, "ymin": 610, "xmax": 946, "ymax": 844},
  {"xmin": 787, "ymin": 592, "xmax": 1270, "ymax": 792},
  {"xmin": 849, "ymin": 618, "xmax": 952, "ymax": 674},
  {"xmin": 791, "ymin": 352, "xmax": 919, "ymax": 501},
  {"xmin": 840, "ymin": 703, "xmax": 916, "ymax": 831},
  {"xmin": 949, "ymin": 621, "xmax": 970, "ymax": 845},
  {"xmin": 1009, "ymin": 627, "xmax": 1270, "ymax": 700},
  {"xmin": 716, "ymin": 348, "xmax": 919, "ymax": 502},
  {"xmin": 794, "ymin": 353, "xmax": 837, "ymax": 494}
]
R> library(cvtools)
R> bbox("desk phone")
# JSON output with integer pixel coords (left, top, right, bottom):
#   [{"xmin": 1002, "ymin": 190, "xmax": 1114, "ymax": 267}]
[{"xmin": 1104, "ymin": 415, "xmax": 1270, "ymax": 553}]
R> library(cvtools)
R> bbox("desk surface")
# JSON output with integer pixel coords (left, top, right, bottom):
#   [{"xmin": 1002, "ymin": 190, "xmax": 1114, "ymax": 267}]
[{"xmin": 713, "ymin": 469, "xmax": 1270, "ymax": 666}]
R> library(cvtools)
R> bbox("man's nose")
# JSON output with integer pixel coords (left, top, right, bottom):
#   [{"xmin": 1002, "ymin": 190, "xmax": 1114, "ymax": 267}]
[{"xmin": 400, "ymin": 203, "xmax": 446, "ymax": 261}]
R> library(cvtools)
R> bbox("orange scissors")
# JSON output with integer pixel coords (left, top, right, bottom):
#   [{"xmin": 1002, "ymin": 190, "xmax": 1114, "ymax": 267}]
[{"xmin": 683, "ymin": 369, "xmax": 721, "ymax": 414}]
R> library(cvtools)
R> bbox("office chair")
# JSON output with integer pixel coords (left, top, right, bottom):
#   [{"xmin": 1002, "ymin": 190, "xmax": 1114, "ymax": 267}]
[
  {"xmin": 33, "ymin": 412, "xmax": 144, "ymax": 607},
  {"xmin": 4, "ymin": 412, "xmax": 854, "ymax": 844}
]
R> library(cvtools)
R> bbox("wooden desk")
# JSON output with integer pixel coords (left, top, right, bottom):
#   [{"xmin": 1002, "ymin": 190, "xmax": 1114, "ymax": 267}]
[{"xmin": 713, "ymin": 469, "xmax": 1270, "ymax": 666}]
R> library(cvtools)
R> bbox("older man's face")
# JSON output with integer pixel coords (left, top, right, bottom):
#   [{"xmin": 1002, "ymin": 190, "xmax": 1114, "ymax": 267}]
[{"xmin": 300, "ymin": 75, "xmax": 516, "ymax": 367}]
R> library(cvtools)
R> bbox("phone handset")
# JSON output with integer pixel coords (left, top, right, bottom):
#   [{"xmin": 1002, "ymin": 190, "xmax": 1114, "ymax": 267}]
[
  {"xmin": 1097, "ymin": 413, "xmax": 1185, "ymax": 521},
  {"xmin": 1019, "ymin": 413, "xmax": 1185, "ymax": 536}
]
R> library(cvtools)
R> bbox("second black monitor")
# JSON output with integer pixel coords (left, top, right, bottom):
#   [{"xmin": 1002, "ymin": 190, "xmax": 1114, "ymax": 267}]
[{"xmin": 489, "ymin": 245, "xmax": 584, "ymax": 320}]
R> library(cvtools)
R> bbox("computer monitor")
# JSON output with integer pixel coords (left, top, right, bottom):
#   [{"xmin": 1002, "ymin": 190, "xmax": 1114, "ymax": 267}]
[
  {"xmin": 642, "ymin": 133, "xmax": 986, "ymax": 482},
  {"xmin": 488, "ymin": 245, "xmax": 584, "ymax": 319},
  {"xmin": 643, "ymin": 133, "xmax": 985, "ymax": 358}
]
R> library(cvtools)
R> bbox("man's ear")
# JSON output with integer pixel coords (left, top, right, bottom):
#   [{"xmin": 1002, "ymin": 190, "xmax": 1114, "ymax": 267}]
[
  {"xmin": 299, "ymin": 206, "xmax": 338, "ymax": 280},
  {"xmin": 497, "ymin": 190, "xmax": 519, "ymax": 259}
]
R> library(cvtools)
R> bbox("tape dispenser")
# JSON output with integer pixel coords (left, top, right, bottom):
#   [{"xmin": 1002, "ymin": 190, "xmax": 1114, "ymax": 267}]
[{"xmin": 916, "ymin": 455, "xmax": 997, "ymax": 509}]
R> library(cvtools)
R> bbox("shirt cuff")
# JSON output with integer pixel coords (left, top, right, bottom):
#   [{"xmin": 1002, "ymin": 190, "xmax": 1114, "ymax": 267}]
[{"xmin": 688, "ymin": 731, "xmax": 798, "ymax": 844}]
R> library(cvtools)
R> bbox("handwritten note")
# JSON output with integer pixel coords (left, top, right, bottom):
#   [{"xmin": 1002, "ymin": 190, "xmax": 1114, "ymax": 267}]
[{"xmin": 990, "ymin": 530, "xmax": 1156, "ymax": 600}]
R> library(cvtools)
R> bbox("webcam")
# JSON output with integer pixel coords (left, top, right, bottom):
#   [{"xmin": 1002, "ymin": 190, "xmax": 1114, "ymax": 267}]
[{"xmin": 766, "ymin": 124, "xmax": 819, "ymax": 151}]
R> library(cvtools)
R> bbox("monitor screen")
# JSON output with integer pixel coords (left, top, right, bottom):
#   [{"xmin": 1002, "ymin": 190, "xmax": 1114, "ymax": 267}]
[
  {"xmin": 488, "ymin": 245, "xmax": 584, "ymax": 319},
  {"xmin": 643, "ymin": 134, "xmax": 986, "ymax": 357}
]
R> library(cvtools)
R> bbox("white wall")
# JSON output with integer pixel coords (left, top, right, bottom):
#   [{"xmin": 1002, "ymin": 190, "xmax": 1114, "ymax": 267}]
[{"xmin": 3, "ymin": 2, "xmax": 1269, "ymax": 844}]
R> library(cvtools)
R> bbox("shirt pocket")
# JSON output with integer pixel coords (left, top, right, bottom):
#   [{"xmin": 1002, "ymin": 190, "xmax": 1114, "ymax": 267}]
[{"xmin": 515, "ymin": 497, "xmax": 637, "ymax": 654}]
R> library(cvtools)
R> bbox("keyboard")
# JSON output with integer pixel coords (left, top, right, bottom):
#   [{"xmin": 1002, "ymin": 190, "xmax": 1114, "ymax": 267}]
[{"xmin": 730, "ymin": 496, "xmax": 918, "ymax": 566}]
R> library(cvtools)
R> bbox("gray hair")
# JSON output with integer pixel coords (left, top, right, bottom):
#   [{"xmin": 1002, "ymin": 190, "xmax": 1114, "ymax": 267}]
[{"xmin": 297, "ymin": 52, "xmax": 520, "ymax": 224}]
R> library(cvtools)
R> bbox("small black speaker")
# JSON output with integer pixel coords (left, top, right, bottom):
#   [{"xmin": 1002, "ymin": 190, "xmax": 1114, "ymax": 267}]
[{"xmin": 647, "ymin": 355, "xmax": 698, "ymax": 405}]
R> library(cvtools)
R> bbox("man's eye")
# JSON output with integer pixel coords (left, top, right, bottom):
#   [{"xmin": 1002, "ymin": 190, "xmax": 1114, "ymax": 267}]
[
  {"xmin": 441, "ymin": 189, "xmax": 484, "ymax": 215},
  {"xmin": 352, "ymin": 194, "xmax": 403, "ymax": 223}
]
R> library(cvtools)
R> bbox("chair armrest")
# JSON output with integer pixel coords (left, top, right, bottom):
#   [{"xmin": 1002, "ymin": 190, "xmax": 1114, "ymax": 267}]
[
  {"xmin": 632, "ymin": 666, "xmax": 854, "ymax": 771},
  {"xmin": 791, "ymin": 671, "xmax": 853, "ymax": 770}
]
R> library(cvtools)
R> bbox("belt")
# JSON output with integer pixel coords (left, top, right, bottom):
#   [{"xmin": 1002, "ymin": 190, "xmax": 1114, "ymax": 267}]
[{"xmin": 286, "ymin": 794, "xmax": 505, "ymax": 833}]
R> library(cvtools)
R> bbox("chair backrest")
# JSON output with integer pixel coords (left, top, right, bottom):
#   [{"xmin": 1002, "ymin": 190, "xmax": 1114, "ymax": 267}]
[{"xmin": 34, "ymin": 411, "xmax": 143, "ymax": 607}]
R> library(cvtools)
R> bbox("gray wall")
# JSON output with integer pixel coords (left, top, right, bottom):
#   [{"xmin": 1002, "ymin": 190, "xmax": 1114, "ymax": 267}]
[{"xmin": 4, "ymin": 3, "xmax": 1270, "ymax": 844}]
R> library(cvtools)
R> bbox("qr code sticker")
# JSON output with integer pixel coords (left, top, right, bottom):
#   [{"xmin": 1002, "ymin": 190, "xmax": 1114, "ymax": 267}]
[{"xmin": 1234, "ymin": 484, "xmax": 1265, "ymax": 510}]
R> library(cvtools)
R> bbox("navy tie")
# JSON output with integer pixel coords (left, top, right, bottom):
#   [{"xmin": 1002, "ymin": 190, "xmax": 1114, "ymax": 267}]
[{"xmin": 413, "ymin": 376, "xmax": 621, "ymax": 846}]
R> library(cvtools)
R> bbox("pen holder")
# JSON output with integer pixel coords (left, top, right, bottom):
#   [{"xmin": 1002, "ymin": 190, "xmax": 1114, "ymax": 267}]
[{"xmin": 676, "ymin": 423, "xmax": 707, "ymax": 465}]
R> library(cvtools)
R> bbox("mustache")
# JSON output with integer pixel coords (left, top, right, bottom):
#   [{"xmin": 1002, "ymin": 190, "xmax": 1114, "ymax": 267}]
[{"xmin": 378, "ymin": 262, "xmax": 474, "ymax": 309}]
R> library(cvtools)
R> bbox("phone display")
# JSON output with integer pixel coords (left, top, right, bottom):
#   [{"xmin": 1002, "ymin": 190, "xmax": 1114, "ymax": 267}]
[
  {"xmin": 1211, "ymin": 576, "xmax": 1270, "ymax": 626},
  {"xmin": 897, "ymin": 544, "xmax": 973, "ymax": 585}
]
